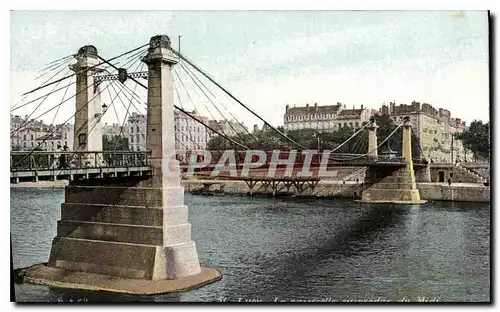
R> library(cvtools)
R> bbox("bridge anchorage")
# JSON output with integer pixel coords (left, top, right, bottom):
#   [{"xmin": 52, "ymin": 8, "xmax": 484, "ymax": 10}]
[{"xmin": 18, "ymin": 35, "xmax": 221, "ymax": 295}]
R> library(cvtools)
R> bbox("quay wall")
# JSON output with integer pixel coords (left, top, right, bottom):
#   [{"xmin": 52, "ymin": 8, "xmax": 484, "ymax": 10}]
[
  {"xmin": 10, "ymin": 178, "xmax": 490, "ymax": 203},
  {"xmin": 181, "ymin": 180, "xmax": 490, "ymax": 203}
]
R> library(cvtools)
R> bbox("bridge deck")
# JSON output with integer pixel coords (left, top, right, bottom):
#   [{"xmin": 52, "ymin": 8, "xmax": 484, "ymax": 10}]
[{"xmin": 11, "ymin": 166, "xmax": 151, "ymax": 183}]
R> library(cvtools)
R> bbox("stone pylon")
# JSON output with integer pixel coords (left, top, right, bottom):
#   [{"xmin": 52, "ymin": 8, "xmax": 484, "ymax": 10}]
[
  {"xmin": 70, "ymin": 46, "xmax": 103, "ymax": 159},
  {"xmin": 367, "ymin": 118, "xmax": 378, "ymax": 157},
  {"xmin": 361, "ymin": 117, "xmax": 425, "ymax": 204},
  {"xmin": 140, "ymin": 35, "xmax": 202, "ymax": 279},
  {"xmin": 20, "ymin": 36, "xmax": 220, "ymax": 295}
]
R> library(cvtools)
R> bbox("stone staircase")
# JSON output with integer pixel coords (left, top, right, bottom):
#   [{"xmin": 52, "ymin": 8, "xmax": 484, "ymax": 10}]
[
  {"xmin": 455, "ymin": 163, "xmax": 487, "ymax": 183},
  {"xmin": 343, "ymin": 167, "xmax": 367, "ymax": 182}
]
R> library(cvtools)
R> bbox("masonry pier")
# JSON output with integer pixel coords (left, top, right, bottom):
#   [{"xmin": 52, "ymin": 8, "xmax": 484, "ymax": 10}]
[{"xmin": 19, "ymin": 35, "xmax": 221, "ymax": 294}]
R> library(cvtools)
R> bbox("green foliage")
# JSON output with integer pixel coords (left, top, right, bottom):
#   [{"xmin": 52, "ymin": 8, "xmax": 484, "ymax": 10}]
[{"xmin": 455, "ymin": 120, "xmax": 490, "ymax": 161}]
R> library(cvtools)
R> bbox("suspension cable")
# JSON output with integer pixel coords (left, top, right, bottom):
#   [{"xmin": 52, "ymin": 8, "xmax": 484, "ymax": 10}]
[
  {"xmin": 178, "ymin": 62, "xmax": 250, "ymax": 148},
  {"xmin": 98, "ymin": 53, "xmax": 250, "ymax": 150},
  {"xmin": 11, "ymin": 79, "xmax": 95, "ymax": 136},
  {"xmin": 21, "ymin": 42, "xmax": 149, "ymax": 96},
  {"xmin": 13, "ymin": 81, "xmax": 112, "ymax": 167},
  {"xmin": 172, "ymin": 49, "xmax": 306, "ymax": 150},
  {"xmin": 13, "ymin": 67, "xmax": 73, "ymax": 136},
  {"xmin": 330, "ymin": 123, "xmax": 404, "ymax": 161},
  {"xmin": 179, "ymin": 61, "xmax": 262, "ymax": 148}
]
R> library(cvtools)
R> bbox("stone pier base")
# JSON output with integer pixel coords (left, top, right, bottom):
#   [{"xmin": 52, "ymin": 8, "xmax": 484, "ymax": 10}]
[
  {"xmin": 18, "ymin": 263, "xmax": 221, "ymax": 295},
  {"xmin": 361, "ymin": 165, "xmax": 426, "ymax": 204}
]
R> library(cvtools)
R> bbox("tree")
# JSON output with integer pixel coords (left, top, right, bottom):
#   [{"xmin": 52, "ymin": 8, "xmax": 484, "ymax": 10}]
[{"xmin": 455, "ymin": 120, "xmax": 490, "ymax": 161}]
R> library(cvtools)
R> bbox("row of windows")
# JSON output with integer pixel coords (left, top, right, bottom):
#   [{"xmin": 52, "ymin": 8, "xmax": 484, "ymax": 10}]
[
  {"xmin": 285, "ymin": 113, "xmax": 336, "ymax": 122},
  {"xmin": 285, "ymin": 121, "xmax": 360, "ymax": 130},
  {"xmin": 174, "ymin": 125, "xmax": 204, "ymax": 133},
  {"xmin": 177, "ymin": 135, "xmax": 205, "ymax": 143},
  {"xmin": 129, "ymin": 134, "xmax": 146, "ymax": 143}
]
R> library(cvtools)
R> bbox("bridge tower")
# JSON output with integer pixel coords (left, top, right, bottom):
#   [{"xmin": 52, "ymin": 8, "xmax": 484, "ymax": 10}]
[
  {"xmin": 70, "ymin": 46, "xmax": 103, "ymax": 158},
  {"xmin": 361, "ymin": 117, "xmax": 425, "ymax": 204},
  {"xmin": 367, "ymin": 118, "xmax": 378, "ymax": 156},
  {"xmin": 21, "ymin": 36, "xmax": 220, "ymax": 294},
  {"xmin": 140, "ymin": 35, "xmax": 203, "ymax": 279}
]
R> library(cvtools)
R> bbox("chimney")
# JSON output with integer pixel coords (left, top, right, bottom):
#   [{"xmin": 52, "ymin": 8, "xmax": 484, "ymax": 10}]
[
  {"xmin": 361, "ymin": 104, "xmax": 364, "ymax": 110},
  {"xmin": 285, "ymin": 104, "xmax": 289, "ymax": 113},
  {"xmin": 439, "ymin": 108, "xmax": 443, "ymax": 116},
  {"xmin": 253, "ymin": 124, "xmax": 258, "ymax": 133},
  {"xmin": 390, "ymin": 101, "xmax": 395, "ymax": 113},
  {"xmin": 352, "ymin": 105, "xmax": 355, "ymax": 109},
  {"xmin": 314, "ymin": 102, "xmax": 318, "ymax": 111},
  {"xmin": 344, "ymin": 104, "xmax": 346, "ymax": 109},
  {"xmin": 306, "ymin": 103, "xmax": 309, "ymax": 108},
  {"xmin": 337, "ymin": 102, "xmax": 342, "ymax": 107}
]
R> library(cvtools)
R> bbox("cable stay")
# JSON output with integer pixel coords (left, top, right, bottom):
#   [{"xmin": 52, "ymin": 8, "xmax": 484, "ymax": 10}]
[
  {"xmin": 177, "ymin": 62, "xmax": 251, "ymax": 149},
  {"xmin": 329, "ymin": 122, "xmax": 372, "ymax": 154},
  {"xmin": 21, "ymin": 43, "xmax": 149, "ymax": 97},
  {"xmin": 13, "ymin": 80, "xmax": 113, "ymax": 168},
  {"xmin": 329, "ymin": 123, "xmax": 404, "ymax": 161},
  {"xmin": 11, "ymin": 78, "xmax": 93, "ymax": 136},
  {"xmin": 101, "ymin": 54, "xmax": 250, "ymax": 150},
  {"xmin": 12, "ymin": 57, "xmax": 74, "ymax": 111},
  {"xmin": 83, "ymin": 57, "xmax": 145, "ymax": 153},
  {"xmin": 13, "ymin": 68, "xmax": 73, "ymax": 136},
  {"xmin": 171, "ymin": 48, "xmax": 307, "ymax": 150},
  {"xmin": 11, "ymin": 81, "xmax": 77, "ymax": 113},
  {"xmin": 178, "ymin": 61, "xmax": 263, "ymax": 149},
  {"xmin": 173, "ymin": 83, "xmax": 198, "ymax": 150}
]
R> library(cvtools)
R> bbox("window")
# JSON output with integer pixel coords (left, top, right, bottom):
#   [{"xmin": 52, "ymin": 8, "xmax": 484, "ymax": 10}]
[
  {"xmin": 130, "ymin": 127, "xmax": 134, "ymax": 133},
  {"xmin": 131, "ymin": 136, "xmax": 134, "ymax": 143},
  {"xmin": 355, "ymin": 122, "xmax": 359, "ymax": 128},
  {"xmin": 136, "ymin": 126, "xmax": 139, "ymax": 133},
  {"xmin": 23, "ymin": 135, "xmax": 26, "ymax": 140}
]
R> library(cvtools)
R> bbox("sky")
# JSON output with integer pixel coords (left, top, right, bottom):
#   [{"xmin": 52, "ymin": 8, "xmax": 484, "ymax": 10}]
[{"xmin": 10, "ymin": 10, "xmax": 490, "ymax": 129}]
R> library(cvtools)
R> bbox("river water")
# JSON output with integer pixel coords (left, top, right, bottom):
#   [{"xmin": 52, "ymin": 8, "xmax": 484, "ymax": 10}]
[{"xmin": 11, "ymin": 188, "xmax": 490, "ymax": 303}]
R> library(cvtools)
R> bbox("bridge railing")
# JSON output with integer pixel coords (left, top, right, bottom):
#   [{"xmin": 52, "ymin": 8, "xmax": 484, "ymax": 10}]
[{"xmin": 10, "ymin": 151, "xmax": 151, "ymax": 171}]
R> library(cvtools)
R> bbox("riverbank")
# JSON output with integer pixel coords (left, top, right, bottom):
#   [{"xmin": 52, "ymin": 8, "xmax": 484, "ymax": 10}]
[
  {"xmin": 10, "ymin": 180, "xmax": 69, "ymax": 188},
  {"xmin": 10, "ymin": 179, "xmax": 490, "ymax": 203},
  {"xmin": 181, "ymin": 179, "xmax": 490, "ymax": 203}
]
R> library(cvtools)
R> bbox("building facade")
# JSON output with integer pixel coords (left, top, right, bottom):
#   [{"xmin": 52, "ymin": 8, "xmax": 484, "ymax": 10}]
[
  {"xmin": 125, "ymin": 112, "xmax": 147, "ymax": 151},
  {"xmin": 175, "ymin": 110, "xmax": 210, "ymax": 152},
  {"xmin": 207, "ymin": 119, "xmax": 248, "ymax": 139},
  {"xmin": 379, "ymin": 101, "xmax": 467, "ymax": 162},
  {"xmin": 283, "ymin": 102, "xmax": 374, "ymax": 132},
  {"xmin": 334, "ymin": 105, "xmax": 374, "ymax": 130},
  {"xmin": 283, "ymin": 102, "xmax": 342, "ymax": 132},
  {"xmin": 10, "ymin": 115, "xmax": 74, "ymax": 151},
  {"xmin": 123, "ymin": 111, "xmax": 211, "ymax": 153}
]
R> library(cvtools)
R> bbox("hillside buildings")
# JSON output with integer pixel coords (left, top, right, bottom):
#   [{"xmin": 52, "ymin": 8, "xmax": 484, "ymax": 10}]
[
  {"xmin": 283, "ymin": 102, "xmax": 376, "ymax": 132},
  {"xmin": 10, "ymin": 115, "xmax": 74, "ymax": 151},
  {"xmin": 379, "ymin": 101, "xmax": 467, "ymax": 162}
]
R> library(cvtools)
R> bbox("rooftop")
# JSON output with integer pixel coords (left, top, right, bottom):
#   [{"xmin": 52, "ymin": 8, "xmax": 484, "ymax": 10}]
[{"xmin": 286, "ymin": 103, "xmax": 342, "ymax": 116}]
